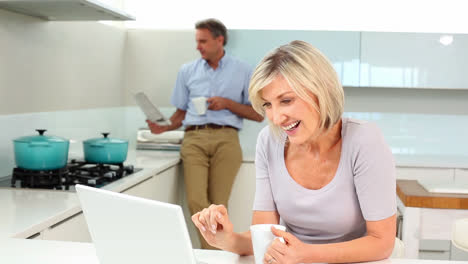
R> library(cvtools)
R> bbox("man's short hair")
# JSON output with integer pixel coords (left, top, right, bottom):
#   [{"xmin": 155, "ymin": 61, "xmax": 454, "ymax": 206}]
[{"xmin": 195, "ymin": 18, "xmax": 228, "ymax": 46}]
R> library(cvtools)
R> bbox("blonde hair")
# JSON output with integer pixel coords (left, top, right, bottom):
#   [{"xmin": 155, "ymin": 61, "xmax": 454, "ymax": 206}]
[{"xmin": 249, "ymin": 40, "xmax": 344, "ymax": 136}]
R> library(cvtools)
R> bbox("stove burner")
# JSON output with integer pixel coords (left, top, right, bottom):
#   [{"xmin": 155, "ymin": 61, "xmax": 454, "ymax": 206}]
[
  {"xmin": 11, "ymin": 167, "xmax": 70, "ymax": 190},
  {"xmin": 68, "ymin": 160, "xmax": 134, "ymax": 187},
  {"xmin": 10, "ymin": 160, "xmax": 135, "ymax": 190}
]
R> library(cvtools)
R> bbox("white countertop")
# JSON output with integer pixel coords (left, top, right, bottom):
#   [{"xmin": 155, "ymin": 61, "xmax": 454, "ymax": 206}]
[
  {"xmin": 0, "ymin": 238, "xmax": 466, "ymax": 264},
  {"xmin": 0, "ymin": 149, "xmax": 180, "ymax": 239},
  {"xmin": 0, "ymin": 188, "xmax": 80, "ymax": 239}
]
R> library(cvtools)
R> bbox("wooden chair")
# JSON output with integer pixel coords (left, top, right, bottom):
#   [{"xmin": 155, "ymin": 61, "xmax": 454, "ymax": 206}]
[{"xmin": 452, "ymin": 218, "xmax": 468, "ymax": 252}]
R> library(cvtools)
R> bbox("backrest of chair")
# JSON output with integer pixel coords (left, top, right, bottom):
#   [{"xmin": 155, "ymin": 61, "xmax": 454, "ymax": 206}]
[
  {"xmin": 452, "ymin": 218, "xmax": 468, "ymax": 252},
  {"xmin": 391, "ymin": 237, "xmax": 405, "ymax": 258}
]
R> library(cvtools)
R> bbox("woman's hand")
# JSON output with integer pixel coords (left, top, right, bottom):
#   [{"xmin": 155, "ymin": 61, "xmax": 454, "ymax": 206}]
[
  {"xmin": 263, "ymin": 226, "xmax": 307, "ymax": 264},
  {"xmin": 191, "ymin": 204, "xmax": 235, "ymax": 250}
]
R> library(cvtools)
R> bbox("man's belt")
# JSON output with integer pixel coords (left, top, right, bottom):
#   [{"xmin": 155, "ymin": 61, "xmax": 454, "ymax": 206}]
[{"xmin": 185, "ymin": 123, "xmax": 238, "ymax": 132}]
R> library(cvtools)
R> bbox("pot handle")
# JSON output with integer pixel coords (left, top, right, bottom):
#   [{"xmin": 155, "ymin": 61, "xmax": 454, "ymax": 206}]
[
  {"xmin": 36, "ymin": 129, "xmax": 47, "ymax": 135},
  {"xmin": 29, "ymin": 141, "xmax": 51, "ymax": 147}
]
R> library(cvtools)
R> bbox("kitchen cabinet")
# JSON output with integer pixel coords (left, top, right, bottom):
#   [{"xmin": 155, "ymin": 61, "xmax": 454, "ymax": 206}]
[
  {"xmin": 399, "ymin": 201, "xmax": 468, "ymax": 259},
  {"xmin": 37, "ymin": 165, "xmax": 179, "ymax": 243},
  {"xmin": 419, "ymin": 239, "xmax": 451, "ymax": 260},
  {"xmin": 0, "ymin": 0, "xmax": 135, "ymax": 21},
  {"xmin": 227, "ymin": 30, "xmax": 361, "ymax": 87},
  {"xmin": 122, "ymin": 176, "xmax": 158, "ymax": 199},
  {"xmin": 228, "ymin": 162, "xmax": 256, "ymax": 233},
  {"xmin": 122, "ymin": 166, "xmax": 180, "ymax": 204},
  {"xmin": 418, "ymin": 239, "xmax": 468, "ymax": 260},
  {"xmin": 41, "ymin": 212, "xmax": 92, "ymax": 243},
  {"xmin": 360, "ymin": 32, "xmax": 468, "ymax": 89},
  {"xmin": 152, "ymin": 166, "xmax": 180, "ymax": 204},
  {"xmin": 181, "ymin": 162, "xmax": 257, "ymax": 249}
]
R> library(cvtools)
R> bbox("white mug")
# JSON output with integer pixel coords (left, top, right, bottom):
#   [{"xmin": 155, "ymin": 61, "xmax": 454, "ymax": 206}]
[
  {"xmin": 250, "ymin": 224, "xmax": 286, "ymax": 264},
  {"xmin": 191, "ymin": 96, "xmax": 207, "ymax": 115}
]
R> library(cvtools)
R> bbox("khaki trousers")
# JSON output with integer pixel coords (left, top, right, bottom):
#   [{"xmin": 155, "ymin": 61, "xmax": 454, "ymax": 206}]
[{"xmin": 181, "ymin": 127, "xmax": 242, "ymax": 249}]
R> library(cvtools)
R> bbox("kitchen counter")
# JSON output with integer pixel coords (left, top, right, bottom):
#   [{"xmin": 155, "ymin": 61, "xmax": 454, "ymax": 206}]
[
  {"xmin": 101, "ymin": 149, "xmax": 180, "ymax": 193},
  {"xmin": 1, "ymin": 238, "xmax": 467, "ymax": 264},
  {"xmin": 0, "ymin": 149, "xmax": 180, "ymax": 239},
  {"xmin": 0, "ymin": 188, "xmax": 80, "ymax": 239},
  {"xmin": 397, "ymin": 180, "xmax": 468, "ymax": 209},
  {"xmin": 397, "ymin": 180, "xmax": 468, "ymax": 259}
]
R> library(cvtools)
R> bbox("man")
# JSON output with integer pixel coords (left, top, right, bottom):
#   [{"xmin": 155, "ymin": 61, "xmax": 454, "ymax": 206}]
[{"xmin": 146, "ymin": 18, "xmax": 263, "ymax": 249}]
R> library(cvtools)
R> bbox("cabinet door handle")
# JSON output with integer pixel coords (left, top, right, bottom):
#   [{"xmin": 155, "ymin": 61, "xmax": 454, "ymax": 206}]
[
  {"xmin": 50, "ymin": 212, "xmax": 81, "ymax": 228},
  {"xmin": 419, "ymin": 249, "xmax": 447, "ymax": 253},
  {"xmin": 27, "ymin": 232, "xmax": 41, "ymax": 239}
]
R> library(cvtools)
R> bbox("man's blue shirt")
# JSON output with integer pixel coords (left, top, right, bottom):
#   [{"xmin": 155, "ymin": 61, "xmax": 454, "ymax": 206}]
[{"xmin": 170, "ymin": 53, "xmax": 252, "ymax": 129}]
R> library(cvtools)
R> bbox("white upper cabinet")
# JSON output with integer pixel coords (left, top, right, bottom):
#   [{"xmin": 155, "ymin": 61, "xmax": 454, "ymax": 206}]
[
  {"xmin": 226, "ymin": 30, "xmax": 361, "ymax": 87},
  {"xmin": 360, "ymin": 32, "xmax": 468, "ymax": 89},
  {"xmin": 0, "ymin": 0, "xmax": 135, "ymax": 21}
]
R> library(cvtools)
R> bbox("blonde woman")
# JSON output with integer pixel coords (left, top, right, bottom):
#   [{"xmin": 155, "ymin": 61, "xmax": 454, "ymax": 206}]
[{"xmin": 192, "ymin": 40, "xmax": 396, "ymax": 264}]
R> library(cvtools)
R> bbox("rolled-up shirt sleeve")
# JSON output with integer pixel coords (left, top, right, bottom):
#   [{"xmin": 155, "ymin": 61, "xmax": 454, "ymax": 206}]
[
  {"xmin": 242, "ymin": 66, "xmax": 253, "ymax": 105},
  {"xmin": 253, "ymin": 128, "xmax": 276, "ymax": 211}
]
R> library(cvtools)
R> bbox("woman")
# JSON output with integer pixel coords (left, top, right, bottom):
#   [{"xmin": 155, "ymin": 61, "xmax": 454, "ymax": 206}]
[{"xmin": 191, "ymin": 40, "xmax": 396, "ymax": 264}]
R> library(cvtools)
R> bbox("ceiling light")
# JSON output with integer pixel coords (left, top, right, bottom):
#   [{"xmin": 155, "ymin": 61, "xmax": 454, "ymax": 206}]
[{"xmin": 439, "ymin": 35, "xmax": 454, "ymax": 46}]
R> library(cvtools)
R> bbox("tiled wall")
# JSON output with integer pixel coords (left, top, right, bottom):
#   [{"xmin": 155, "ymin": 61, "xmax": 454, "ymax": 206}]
[
  {"xmin": 343, "ymin": 112, "xmax": 468, "ymax": 156},
  {"xmin": 0, "ymin": 9, "xmax": 126, "ymax": 115},
  {"xmin": 0, "ymin": 106, "xmax": 266, "ymax": 178},
  {"xmin": 0, "ymin": 108, "xmax": 127, "ymax": 177}
]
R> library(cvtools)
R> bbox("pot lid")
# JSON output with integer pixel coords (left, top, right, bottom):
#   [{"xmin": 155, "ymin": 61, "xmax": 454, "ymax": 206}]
[
  {"xmin": 14, "ymin": 129, "xmax": 69, "ymax": 143},
  {"xmin": 84, "ymin": 133, "xmax": 128, "ymax": 144}
]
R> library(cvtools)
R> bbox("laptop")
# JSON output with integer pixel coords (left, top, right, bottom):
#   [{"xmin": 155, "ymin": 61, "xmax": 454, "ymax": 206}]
[{"xmin": 76, "ymin": 184, "xmax": 207, "ymax": 264}]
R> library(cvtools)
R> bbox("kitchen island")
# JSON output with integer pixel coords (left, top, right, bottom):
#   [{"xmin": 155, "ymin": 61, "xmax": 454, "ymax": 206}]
[
  {"xmin": 397, "ymin": 180, "xmax": 468, "ymax": 260},
  {"xmin": 1, "ymin": 238, "xmax": 468, "ymax": 264}
]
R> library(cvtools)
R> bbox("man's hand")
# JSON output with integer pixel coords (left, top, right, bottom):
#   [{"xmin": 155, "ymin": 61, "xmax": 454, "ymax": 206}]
[
  {"xmin": 206, "ymin": 96, "xmax": 263, "ymax": 122},
  {"xmin": 207, "ymin": 96, "xmax": 231, "ymax": 111},
  {"xmin": 146, "ymin": 120, "xmax": 168, "ymax": 134}
]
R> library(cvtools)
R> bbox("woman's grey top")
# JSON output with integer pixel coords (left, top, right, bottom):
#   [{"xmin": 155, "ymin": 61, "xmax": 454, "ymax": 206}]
[{"xmin": 253, "ymin": 118, "xmax": 397, "ymax": 244}]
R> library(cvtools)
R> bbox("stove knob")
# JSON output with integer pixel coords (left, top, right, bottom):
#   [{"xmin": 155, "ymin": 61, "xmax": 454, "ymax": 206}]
[
  {"xmin": 104, "ymin": 171, "xmax": 116, "ymax": 178},
  {"xmin": 125, "ymin": 165, "xmax": 134, "ymax": 174}
]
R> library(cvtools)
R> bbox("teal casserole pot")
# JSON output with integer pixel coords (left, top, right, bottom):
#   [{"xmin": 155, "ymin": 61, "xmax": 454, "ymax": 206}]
[
  {"xmin": 13, "ymin": 129, "xmax": 70, "ymax": 170},
  {"xmin": 83, "ymin": 133, "xmax": 128, "ymax": 164}
]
